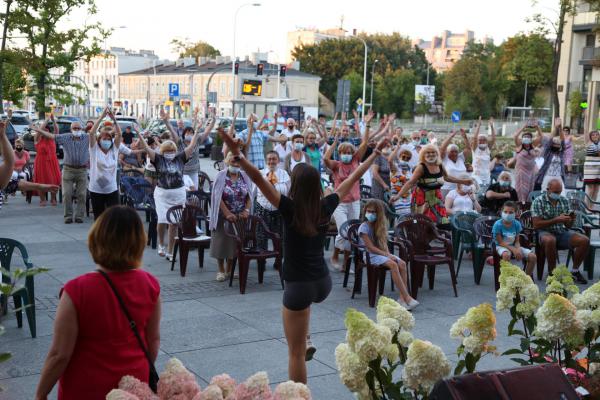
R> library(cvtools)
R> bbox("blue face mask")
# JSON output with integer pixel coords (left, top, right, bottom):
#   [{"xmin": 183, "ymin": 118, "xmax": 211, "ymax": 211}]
[
  {"xmin": 100, "ymin": 139, "xmax": 112, "ymax": 150},
  {"xmin": 548, "ymin": 192, "xmax": 561, "ymax": 201},
  {"xmin": 365, "ymin": 212, "xmax": 377, "ymax": 222},
  {"xmin": 294, "ymin": 143, "xmax": 304, "ymax": 151},
  {"xmin": 501, "ymin": 212, "xmax": 515, "ymax": 223},
  {"xmin": 499, "ymin": 180, "xmax": 510, "ymax": 187},
  {"xmin": 340, "ymin": 154, "xmax": 353, "ymax": 164}
]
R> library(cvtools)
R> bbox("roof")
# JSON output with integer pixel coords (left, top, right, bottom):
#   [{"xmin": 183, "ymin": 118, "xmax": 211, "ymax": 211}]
[{"xmin": 121, "ymin": 60, "xmax": 320, "ymax": 79}]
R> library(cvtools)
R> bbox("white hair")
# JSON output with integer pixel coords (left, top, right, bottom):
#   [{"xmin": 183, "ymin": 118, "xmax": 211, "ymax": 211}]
[{"xmin": 448, "ymin": 144, "xmax": 459, "ymax": 152}]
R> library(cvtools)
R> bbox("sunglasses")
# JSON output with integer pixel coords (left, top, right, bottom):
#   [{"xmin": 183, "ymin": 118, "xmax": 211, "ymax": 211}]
[{"xmin": 400, "ymin": 156, "xmax": 411, "ymax": 161}]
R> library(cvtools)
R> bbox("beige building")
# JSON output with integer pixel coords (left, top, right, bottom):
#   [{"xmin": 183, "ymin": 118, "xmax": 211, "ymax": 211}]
[
  {"xmin": 556, "ymin": 1, "xmax": 600, "ymax": 132},
  {"xmin": 118, "ymin": 56, "xmax": 321, "ymax": 119},
  {"xmin": 286, "ymin": 27, "xmax": 346, "ymax": 63},
  {"xmin": 413, "ymin": 30, "xmax": 491, "ymax": 72}
]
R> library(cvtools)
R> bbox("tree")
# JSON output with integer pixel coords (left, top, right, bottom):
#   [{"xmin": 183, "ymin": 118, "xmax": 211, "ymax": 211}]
[
  {"xmin": 170, "ymin": 38, "xmax": 221, "ymax": 60},
  {"xmin": 0, "ymin": 0, "xmax": 15, "ymax": 113},
  {"xmin": 373, "ymin": 68, "xmax": 417, "ymax": 118},
  {"xmin": 9, "ymin": 0, "xmax": 106, "ymax": 118},
  {"xmin": 1, "ymin": 50, "xmax": 27, "ymax": 105}
]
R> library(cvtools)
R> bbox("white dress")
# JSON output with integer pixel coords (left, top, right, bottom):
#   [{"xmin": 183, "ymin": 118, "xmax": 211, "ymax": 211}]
[
  {"xmin": 441, "ymin": 153, "xmax": 466, "ymax": 192},
  {"xmin": 472, "ymin": 147, "xmax": 491, "ymax": 186}
]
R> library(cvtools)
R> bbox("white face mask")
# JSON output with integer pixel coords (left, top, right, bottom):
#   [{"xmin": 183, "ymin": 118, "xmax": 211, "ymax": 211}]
[
  {"xmin": 228, "ymin": 165, "xmax": 240, "ymax": 174},
  {"xmin": 425, "ymin": 155, "xmax": 437, "ymax": 164},
  {"xmin": 163, "ymin": 153, "xmax": 176, "ymax": 161},
  {"xmin": 478, "ymin": 144, "xmax": 488, "ymax": 150}
]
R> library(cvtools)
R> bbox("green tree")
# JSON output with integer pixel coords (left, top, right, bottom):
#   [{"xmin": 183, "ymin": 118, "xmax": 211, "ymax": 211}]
[
  {"xmin": 373, "ymin": 68, "xmax": 417, "ymax": 118},
  {"xmin": 2, "ymin": 50, "xmax": 27, "ymax": 104},
  {"xmin": 9, "ymin": 0, "xmax": 106, "ymax": 118},
  {"xmin": 341, "ymin": 70, "xmax": 367, "ymax": 111},
  {"xmin": 170, "ymin": 38, "xmax": 221, "ymax": 59}
]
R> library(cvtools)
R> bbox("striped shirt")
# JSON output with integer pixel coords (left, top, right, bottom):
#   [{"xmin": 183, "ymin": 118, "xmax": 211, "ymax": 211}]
[
  {"xmin": 55, "ymin": 133, "xmax": 90, "ymax": 167},
  {"xmin": 586, "ymin": 142, "xmax": 600, "ymax": 157}
]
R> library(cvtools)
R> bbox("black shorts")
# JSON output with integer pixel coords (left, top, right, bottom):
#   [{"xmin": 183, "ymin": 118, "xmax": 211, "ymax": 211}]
[{"xmin": 283, "ymin": 274, "xmax": 332, "ymax": 311}]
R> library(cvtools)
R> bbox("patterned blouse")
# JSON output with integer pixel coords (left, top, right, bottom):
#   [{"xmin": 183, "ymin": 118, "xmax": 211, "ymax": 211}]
[{"xmin": 222, "ymin": 174, "xmax": 249, "ymax": 214}]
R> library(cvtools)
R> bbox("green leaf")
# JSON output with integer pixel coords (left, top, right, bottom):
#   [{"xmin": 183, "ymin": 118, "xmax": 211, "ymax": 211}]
[
  {"xmin": 511, "ymin": 358, "xmax": 531, "ymax": 366},
  {"xmin": 465, "ymin": 352, "xmax": 479, "ymax": 373},
  {"xmin": 520, "ymin": 338, "xmax": 531, "ymax": 352},
  {"xmin": 508, "ymin": 318, "xmax": 517, "ymax": 335},
  {"xmin": 510, "ymin": 329, "xmax": 525, "ymax": 336},
  {"xmin": 502, "ymin": 348, "xmax": 524, "ymax": 356},
  {"xmin": 454, "ymin": 359, "xmax": 466, "ymax": 375}
]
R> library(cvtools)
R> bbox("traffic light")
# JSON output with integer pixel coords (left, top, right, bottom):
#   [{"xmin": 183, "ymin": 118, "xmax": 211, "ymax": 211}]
[
  {"xmin": 234, "ymin": 61, "xmax": 239, "ymax": 75},
  {"xmin": 280, "ymin": 65, "xmax": 287, "ymax": 77},
  {"xmin": 256, "ymin": 63, "xmax": 264, "ymax": 76}
]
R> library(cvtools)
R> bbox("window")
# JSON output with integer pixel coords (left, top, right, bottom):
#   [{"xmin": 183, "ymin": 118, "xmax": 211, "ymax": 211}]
[
  {"xmin": 586, "ymin": 34, "xmax": 596, "ymax": 47},
  {"xmin": 583, "ymin": 67, "xmax": 592, "ymax": 94},
  {"xmin": 220, "ymin": 81, "xmax": 226, "ymax": 95}
]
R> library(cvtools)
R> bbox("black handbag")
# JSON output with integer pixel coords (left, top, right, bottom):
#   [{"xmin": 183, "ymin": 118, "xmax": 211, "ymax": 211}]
[{"xmin": 97, "ymin": 270, "xmax": 159, "ymax": 392}]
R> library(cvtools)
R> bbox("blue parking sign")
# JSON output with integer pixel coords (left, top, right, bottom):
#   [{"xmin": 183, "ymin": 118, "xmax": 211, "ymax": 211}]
[
  {"xmin": 168, "ymin": 83, "xmax": 179, "ymax": 97},
  {"xmin": 451, "ymin": 111, "xmax": 461, "ymax": 123}
]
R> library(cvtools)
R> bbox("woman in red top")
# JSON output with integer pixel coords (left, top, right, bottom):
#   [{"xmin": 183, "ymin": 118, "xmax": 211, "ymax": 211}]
[
  {"xmin": 30, "ymin": 115, "xmax": 62, "ymax": 206},
  {"xmin": 13, "ymin": 138, "xmax": 30, "ymax": 174},
  {"xmin": 35, "ymin": 206, "xmax": 161, "ymax": 400}
]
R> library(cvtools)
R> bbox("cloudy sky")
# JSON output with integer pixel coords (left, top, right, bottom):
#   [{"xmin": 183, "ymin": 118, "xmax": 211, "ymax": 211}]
[{"xmin": 71, "ymin": 0, "xmax": 558, "ymax": 61}]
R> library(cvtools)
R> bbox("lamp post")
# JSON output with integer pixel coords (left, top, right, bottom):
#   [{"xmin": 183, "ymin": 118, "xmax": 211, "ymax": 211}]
[
  {"xmin": 369, "ymin": 59, "xmax": 379, "ymax": 112},
  {"xmin": 103, "ymin": 25, "xmax": 127, "ymax": 109},
  {"xmin": 231, "ymin": 3, "xmax": 261, "ymax": 115},
  {"xmin": 352, "ymin": 30, "xmax": 368, "ymax": 121}
]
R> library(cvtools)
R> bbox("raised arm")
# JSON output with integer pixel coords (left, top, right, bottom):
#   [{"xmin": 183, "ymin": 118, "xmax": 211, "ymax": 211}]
[
  {"xmin": 460, "ymin": 129, "xmax": 472, "ymax": 159},
  {"xmin": 138, "ymin": 135, "xmax": 156, "ymax": 162},
  {"xmin": 89, "ymin": 108, "xmax": 108, "ymax": 148},
  {"xmin": 0, "ymin": 121, "xmax": 14, "ymax": 189},
  {"xmin": 440, "ymin": 130, "xmax": 458, "ymax": 159},
  {"xmin": 323, "ymin": 132, "xmax": 339, "ymax": 170},
  {"xmin": 30, "ymin": 121, "xmax": 55, "ymax": 141},
  {"xmin": 556, "ymin": 117, "xmax": 565, "ymax": 142},
  {"xmin": 161, "ymin": 109, "xmax": 179, "ymax": 143},
  {"xmin": 355, "ymin": 111, "xmax": 374, "ymax": 160},
  {"xmin": 514, "ymin": 122, "xmax": 526, "ymax": 147},
  {"xmin": 108, "ymin": 109, "xmax": 122, "ymax": 148},
  {"xmin": 471, "ymin": 116, "xmax": 482, "ymax": 150},
  {"xmin": 218, "ymin": 127, "xmax": 280, "ymax": 208},
  {"xmin": 489, "ymin": 117, "xmax": 496, "ymax": 148},
  {"xmin": 336, "ymin": 139, "xmax": 388, "ymax": 200},
  {"xmin": 50, "ymin": 114, "xmax": 58, "ymax": 135}
]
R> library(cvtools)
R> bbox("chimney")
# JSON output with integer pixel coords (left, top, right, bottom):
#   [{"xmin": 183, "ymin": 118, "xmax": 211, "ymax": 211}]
[{"xmin": 183, "ymin": 57, "xmax": 195, "ymax": 67}]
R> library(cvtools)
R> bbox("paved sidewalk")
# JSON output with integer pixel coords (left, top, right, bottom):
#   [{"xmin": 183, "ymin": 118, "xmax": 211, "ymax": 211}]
[{"xmin": 0, "ymin": 165, "xmax": 595, "ymax": 399}]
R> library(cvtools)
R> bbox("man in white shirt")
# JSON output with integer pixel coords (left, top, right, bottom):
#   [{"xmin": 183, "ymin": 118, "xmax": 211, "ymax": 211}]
[
  {"xmin": 405, "ymin": 131, "xmax": 422, "ymax": 169},
  {"xmin": 274, "ymin": 118, "xmax": 300, "ymax": 165}
]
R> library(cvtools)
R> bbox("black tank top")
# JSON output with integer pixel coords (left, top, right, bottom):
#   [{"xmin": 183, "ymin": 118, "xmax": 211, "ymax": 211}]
[{"xmin": 417, "ymin": 163, "xmax": 445, "ymax": 190}]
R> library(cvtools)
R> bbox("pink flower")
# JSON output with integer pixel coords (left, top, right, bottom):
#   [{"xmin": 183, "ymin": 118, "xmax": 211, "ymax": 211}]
[
  {"xmin": 272, "ymin": 381, "xmax": 311, "ymax": 400},
  {"xmin": 209, "ymin": 374, "xmax": 236, "ymax": 398},
  {"xmin": 157, "ymin": 358, "xmax": 201, "ymax": 400},
  {"xmin": 106, "ymin": 389, "xmax": 140, "ymax": 400},
  {"xmin": 196, "ymin": 385, "xmax": 224, "ymax": 400},
  {"xmin": 229, "ymin": 372, "xmax": 272, "ymax": 400},
  {"xmin": 118, "ymin": 376, "xmax": 158, "ymax": 400}
]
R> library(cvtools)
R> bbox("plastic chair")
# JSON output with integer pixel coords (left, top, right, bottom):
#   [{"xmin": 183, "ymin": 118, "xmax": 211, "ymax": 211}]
[
  {"xmin": 360, "ymin": 184, "xmax": 372, "ymax": 200},
  {"xmin": 449, "ymin": 211, "xmax": 482, "ymax": 280},
  {"xmin": 186, "ymin": 190, "xmax": 211, "ymax": 235},
  {"xmin": 166, "ymin": 205, "xmax": 211, "ymax": 277},
  {"xmin": 198, "ymin": 171, "xmax": 212, "ymax": 194},
  {"xmin": 396, "ymin": 216, "xmax": 457, "ymax": 300},
  {"xmin": 347, "ymin": 224, "xmax": 393, "ymax": 307},
  {"xmin": 224, "ymin": 215, "xmax": 283, "ymax": 294},
  {"xmin": 527, "ymin": 191, "xmax": 542, "ymax": 203},
  {"xmin": 566, "ymin": 210, "xmax": 600, "ymax": 279},
  {"xmin": 472, "ymin": 216, "xmax": 499, "ymax": 286},
  {"xmin": 122, "ymin": 179, "xmax": 158, "ymax": 249},
  {"xmin": 339, "ymin": 219, "xmax": 362, "ymax": 288},
  {"xmin": 0, "ymin": 238, "xmax": 36, "ymax": 338}
]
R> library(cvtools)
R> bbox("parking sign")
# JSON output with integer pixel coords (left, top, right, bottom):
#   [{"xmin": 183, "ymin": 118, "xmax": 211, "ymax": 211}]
[{"xmin": 168, "ymin": 83, "xmax": 179, "ymax": 97}]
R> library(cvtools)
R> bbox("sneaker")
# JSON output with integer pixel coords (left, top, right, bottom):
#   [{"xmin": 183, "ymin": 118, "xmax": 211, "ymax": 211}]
[
  {"xmin": 64, "ymin": 219, "xmax": 73, "ymax": 224},
  {"xmin": 572, "ymin": 271, "xmax": 588, "ymax": 285},
  {"xmin": 216, "ymin": 272, "xmax": 226, "ymax": 282},
  {"xmin": 305, "ymin": 338, "xmax": 316, "ymax": 361},
  {"xmin": 398, "ymin": 299, "xmax": 410, "ymax": 309},
  {"xmin": 74, "ymin": 218, "xmax": 83, "ymax": 223},
  {"xmin": 406, "ymin": 299, "xmax": 420, "ymax": 311},
  {"xmin": 157, "ymin": 246, "xmax": 166, "ymax": 257},
  {"xmin": 166, "ymin": 253, "xmax": 174, "ymax": 262}
]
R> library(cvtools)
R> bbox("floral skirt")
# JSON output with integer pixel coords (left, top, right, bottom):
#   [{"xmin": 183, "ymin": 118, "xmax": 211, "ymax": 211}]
[{"xmin": 411, "ymin": 187, "xmax": 449, "ymax": 225}]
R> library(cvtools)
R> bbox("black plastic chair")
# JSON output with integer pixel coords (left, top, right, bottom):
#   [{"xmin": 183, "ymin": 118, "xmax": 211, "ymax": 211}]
[{"xmin": 0, "ymin": 238, "xmax": 36, "ymax": 338}]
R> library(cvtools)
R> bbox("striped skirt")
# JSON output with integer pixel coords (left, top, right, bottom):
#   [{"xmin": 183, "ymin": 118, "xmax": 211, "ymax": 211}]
[
  {"xmin": 255, "ymin": 202, "xmax": 284, "ymax": 250},
  {"xmin": 584, "ymin": 156, "xmax": 600, "ymax": 184}
]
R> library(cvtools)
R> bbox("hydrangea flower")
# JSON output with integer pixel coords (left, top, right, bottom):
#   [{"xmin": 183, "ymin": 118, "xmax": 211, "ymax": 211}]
[
  {"xmin": 117, "ymin": 375, "xmax": 158, "ymax": 400},
  {"xmin": 573, "ymin": 281, "xmax": 600, "ymax": 310},
  {"xmin": 335, "ymin": 343, "xmax": 368, "ymax": 393},
  {"xmin": 397, "ymin": 331, "xmax": 414, "ymax": 347},
  {"xmin": 496, "ymin": 261, "xmax": 540, "ymax": 317},
  {"xmin": 157, "ymin": 358, "xmax": 202, "ymax": 400},
  {"xmin": 402, "ymin": 339, "xmax": 451, "ymax": 392},
  {"xmin": 106, "ymin": 389, "xmax": 140, "ymax": 400},
  {"xmin": 272, "ymin": 381, "xmax": 312, "ymax": 399},
  {"xmin": 209, "ymin": 374, "xmax": 236, "ymax": 399},
  {"xmin": 345, "ymin": 308, "xmax": 392, "ymax": 362},
  {"xmin": 535, "ymin": 293, "xmax": 584, "ymax": 345},
  {"xmin": 193, "ymin": 385, "xmax": 222, "ymax": 400},
  {"xmin": 376, "ymin": 296, "xmax": 415, "ymax": 333},
  {"xmin": 450, "ymin": 303, "xmax": 497, "ymax": 355},
  {"xmin": 546, "ymin": 265, "xmax": 579, "ymax": 298},
  {"xmin": 231, "ymin": 371, "xmax": 272, "ymax": 400}
]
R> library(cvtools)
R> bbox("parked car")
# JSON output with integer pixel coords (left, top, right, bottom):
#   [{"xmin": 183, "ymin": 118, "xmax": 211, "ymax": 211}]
[
  {"xmin": 115, "ymin": 115, "xmax": 139, "ymax": 125},
  {"xmin": 117, "ymin": 120, "xmax": 141, "ymax": 134},
  {"xmin": 58, "ymin": 115, "xmax": 84, "ymax": 125},
  {"xmin": 21, "ymin": 119, "xmax": 73, "ymax": 158},
  {"xmin": 147, "ymin": 118, "xmax": 193, "ymax": 136},
  {"xmin": 10, "ymin": 115, "xmax": 30, "ymax": 135}
]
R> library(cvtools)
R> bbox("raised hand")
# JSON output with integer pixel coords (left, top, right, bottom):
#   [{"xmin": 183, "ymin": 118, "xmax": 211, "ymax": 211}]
[
  {"xmin": 365, "ymin": 109, "xmax": 375, "ymax": 123},
  {"xmin": 376, "ymin": 137, "xmax": 390, "ymax": 152},
  {"xmin": 554, "ymin": 117, "xmax": 562, "ymax": 128},
  {"xmin": 160, "ymin": 109, "xmax": 168, "ymax": 120},
  {"xmin": 218, "ymin": 126, "xmax": 241, "ymax": 156}
]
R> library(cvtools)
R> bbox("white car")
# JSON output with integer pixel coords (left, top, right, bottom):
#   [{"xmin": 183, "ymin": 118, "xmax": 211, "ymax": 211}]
[{"xmin": 9, "ymin": 114, "xmax": 31, "ymax": 135}]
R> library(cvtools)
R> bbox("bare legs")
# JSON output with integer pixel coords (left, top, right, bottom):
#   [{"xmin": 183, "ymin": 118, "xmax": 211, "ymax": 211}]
[
  {"xmin": 282, "ymin": 306, "xmax": 310, "ymax": 383},
  {"xmin": 382, "ymin": 259, "xmax": 413, "ymax": 304},
  {"xmin": 500, "ymin": 250, "xmax": 536, "ymax": 276},
  {"xmin": 586, "ymin": 184, "xmax": 600, "ymax": 209}
]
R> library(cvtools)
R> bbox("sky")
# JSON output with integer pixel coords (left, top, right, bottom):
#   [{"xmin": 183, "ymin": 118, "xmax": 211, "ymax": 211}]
[{"xmin": 70, "ymin": 0, "xmax": 559, "ymax": 62}]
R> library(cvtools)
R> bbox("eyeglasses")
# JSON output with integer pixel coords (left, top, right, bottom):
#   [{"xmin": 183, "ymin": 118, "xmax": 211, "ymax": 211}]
[{"xmin": 400, "ymin": 156, "xmax": 411, "ymax": 161}]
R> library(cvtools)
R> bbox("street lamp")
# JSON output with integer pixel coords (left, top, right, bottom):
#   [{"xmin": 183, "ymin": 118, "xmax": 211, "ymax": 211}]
[
  {"xmin": 369, "ymin": 59, "xmax": 379, "ymax": 112},
  {"xmin": 104, "ymin": 25, "xmax": 127, "ymax": 109},
  {"xmin": 231, "ymin": 2, "xmax": 261, "ymax": 114},
  {"xmin": 351, "ymin": 30, "xmax": 368, "ymax": 121}
]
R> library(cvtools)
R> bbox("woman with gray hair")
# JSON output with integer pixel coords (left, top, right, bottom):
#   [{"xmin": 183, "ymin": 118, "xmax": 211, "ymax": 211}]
[
  {"xmin": 209, "ymin": 153, "xmax": 254, "ymax": 281},
  {"xmin": 480, "ymin": 171, "xmax": 519, "ymax": 215},
  {"xmin": 444, "ymin": 173, "xmax": 481, "ymax": 215},
  {"xmin": 439, "ymin": 128, "xmax": 472, "ymax": 197}
]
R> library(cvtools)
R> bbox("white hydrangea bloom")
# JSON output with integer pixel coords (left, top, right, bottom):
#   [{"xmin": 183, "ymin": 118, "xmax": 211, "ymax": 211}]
[{"xmin": 402, "ymin": 340, "xmax": 451, "ymax": 392}]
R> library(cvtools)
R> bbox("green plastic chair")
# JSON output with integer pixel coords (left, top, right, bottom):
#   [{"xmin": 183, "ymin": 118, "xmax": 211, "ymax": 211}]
[
  {"xmin": 449, "ymin": 211, "xmax": 483, "ymax": 282},
  {"xmin": 0, "ymin": 238, "xmax": 37, "ymax": 338},
  {"xmin": 528, "ymin": 191, "xmax": 542, "ymax": 203},
  {"xmin": 566, "ymin": 211, "xmax": 600, "ymax": 280}
]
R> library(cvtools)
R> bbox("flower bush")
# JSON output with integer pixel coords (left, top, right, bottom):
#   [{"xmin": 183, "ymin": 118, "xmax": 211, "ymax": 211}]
[
  {"xmin": 535, "ymin": 293, "xmax": 583, "ymax": 345},
  {"xmin": 105, "ymin": 358, "xmax": 311, "ymax": 400},
  {"xmin": 450, "ymin": 303, "xmax": 497, "ymax": 374},
  {"xmin": 546, "ymin": 265, "xmax": 579, "ymax": 299},
  {"xmin": 402, "ymin": 340, "xmax": 451, "ymax": 394}
]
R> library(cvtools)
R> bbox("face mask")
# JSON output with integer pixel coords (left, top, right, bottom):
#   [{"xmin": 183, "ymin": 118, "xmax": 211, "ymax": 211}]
[
  {"xmin": 478, "ymin": 144, "xmax": 487, "ymax": 150},
  {"xmin": 548, "ymin": 192, "xmax": 561, "ymax": 200},
  {"xmin": 228, "ymin": 165, "xmax": 240, "ymax": 174},
  {"xmin": 382, "ymin": 149, "xmax": 391, "ymax": 156},
  {"xmin": 461, "ymin": 186, "xmax": 472, "ymax": 194},
  {"xmin": 412, "ymin": 140, "xmax": 420, "ymax": 147},
  {"xmin": 72, "ymin": 130, "xmax": 82, "ymax": 137},
  {"xmin": 15, "ymin": 146, "xmax": 23, "ymax": 151},
  {"xmin": 340, "ymin": 154, "xmax": 353, "ymax": 164},
  {"xmin": 100, "ymin": 139, "xmax": 112, "ymax": 150},
  {"xmin": 294, "ymin": 143, "xmax": 304, "ymax": 151},
  {"xmin": 499, "ymin": 180, "xmax": 510, "ymax": 187},
  {"xmin": 268, "ymin": 164, "xmax": 277, "ymax": 172},
  {"xmin": 501, "ymin": 212, "xmax": 515, "ymax": 223},
  {"xmin": 184, "ymin": 135, "xmax": 193, "ymax": 143},
  {"xmin": 420, "ymin": 137, "xmax": 428, "ymax": 145},
  {"xmin": 425, "ymin": 155, "xmax": 437, "ymax": 164},
  {"xmin": 522, "ymin": 137, "xmax": 532, "ymax": 145},
  {"xmin": 163, "ymin": 153, "xmax": 176, "ymax": 161},
  {"xmin": 398, "ymin": 161, "xmax": 409, "ymax": 169},
  {"xmin": 365, "ymin": 212, "xmax": 377, "ymax": 222}
]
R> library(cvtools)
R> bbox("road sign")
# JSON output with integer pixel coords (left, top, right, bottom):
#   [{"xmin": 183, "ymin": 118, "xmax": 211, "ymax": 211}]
[
  {"xmin": 356, "ymin": 98, "xmax": 363, "ymax": 105},
  {"xmin": 335, "ymin": 80, "xmax": 351, "ymax": 113},
  {"xmin": 168, "ymin": 83, "xmax": 180, "ymax": 97},
  {"xmin": 95, "ymin": 106, "xmax": 102, "ymax": 113},
  {"xmin": 451, "ymin": 111, "xmax": 461, "ymax": 123}
]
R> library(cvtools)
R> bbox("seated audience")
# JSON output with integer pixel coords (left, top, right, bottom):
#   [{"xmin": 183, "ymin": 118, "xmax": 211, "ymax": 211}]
[
  {"xmin": 444, "ymin": 178, "xmax": 482, "ymax": 215},
  {"xmin": 492, "ymin": 201, "xmax": 536, "ymax": 276},
  {"xmin": 481, "ymin": 171, "xmax": 519, "ymax": 215}
]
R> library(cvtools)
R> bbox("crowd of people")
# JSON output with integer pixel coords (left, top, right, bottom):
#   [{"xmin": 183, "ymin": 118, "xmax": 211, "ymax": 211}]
[{"xmin": 1, "ymin": 107, "xmax": 599, "ymax": 398}]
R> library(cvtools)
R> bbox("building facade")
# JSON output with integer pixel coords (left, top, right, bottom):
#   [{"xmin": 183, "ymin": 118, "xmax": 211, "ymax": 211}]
[
  {"xmin": 286, "ymin": 27, "xmax": 346, "ymax": 63},
  {"xmin": 413, "ymin": 30, "xmax": 491, "ymax": 72},
  {"xmin": 68, "ymin": 47, "xmax": 159, "ymax": 116},
  {"xmin": 118, "ymin": 56, "xmax": 321, "ymax": 120},
  {"xmin": 556, "ymin": 1, "xmax": 600, "ymax": 132}
]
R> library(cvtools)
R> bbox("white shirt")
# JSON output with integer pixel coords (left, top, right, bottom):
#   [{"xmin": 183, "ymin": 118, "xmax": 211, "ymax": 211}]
[
  {"xmin": 89, "ymin": 144, "xmax": 120, "ymax": 194},
  {"xmin": 256, "ymin": 168, "xmax": 290, "ymax": 211},
  {"xmin": 403, "ymin": 143, "xmax": 420, "ymax": 169},
  {"xmin": 274, "ymin": 129, "xmax": 299, "ymax": 165},
  {"xmin": 442, "ymin": 153, "xmax": 467, "ymax": 191},
  {"xmin": 446, "ymin": 189, "xmax": 475, "ymax": 213},
  {"xmin": 183, "ymin": 175, "xmax": 195, "ymax": 191},
  {"xmin": 473, "ymin": 147, "xmax": 491, "ymax": 185}
]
